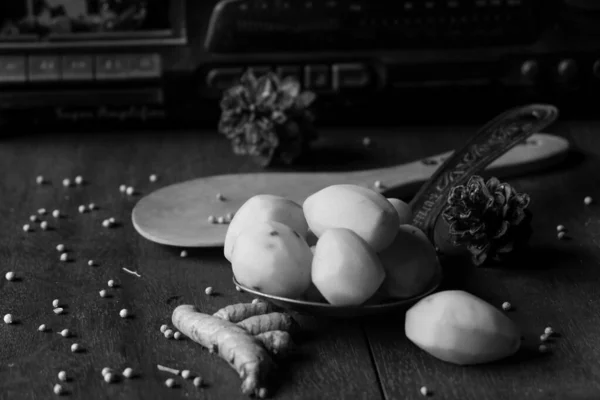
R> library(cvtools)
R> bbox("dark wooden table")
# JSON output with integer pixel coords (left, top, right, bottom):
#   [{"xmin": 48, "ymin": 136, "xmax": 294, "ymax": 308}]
[{"xmin": 0, "ymin": 120, "xmax": 599, "ymax": 400}]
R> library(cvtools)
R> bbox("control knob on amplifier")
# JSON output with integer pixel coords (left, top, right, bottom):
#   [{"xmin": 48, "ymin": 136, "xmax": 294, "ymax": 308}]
[
  {"xmin": 593, "ymin": 60, "xmax": 600, "ymax": 79},
  {"xmin": 556, "ymin": 59, "xmax": 578, "ymax": 83},
  {"xmin": 520, "ymin": 60, "xmax": 539, "ymax": 83}
]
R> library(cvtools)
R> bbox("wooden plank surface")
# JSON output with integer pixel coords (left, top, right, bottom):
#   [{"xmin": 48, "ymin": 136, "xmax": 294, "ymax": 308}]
[
  {"xmin": 1, "ymin": 120, "xmax": 595, "ymax": 400},
  {"xmin": 365, "ymin": 121, "xmax": 600, "ymax": 400},
  {"xmin": 0, "ymin": 130, "xmax": 386, "ymax": 400}
]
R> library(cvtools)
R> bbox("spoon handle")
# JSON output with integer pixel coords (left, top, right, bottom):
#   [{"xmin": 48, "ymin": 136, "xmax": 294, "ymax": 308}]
[{"xmin": 409, "ymin": 104, "xmax": 559, "ymax": 242}]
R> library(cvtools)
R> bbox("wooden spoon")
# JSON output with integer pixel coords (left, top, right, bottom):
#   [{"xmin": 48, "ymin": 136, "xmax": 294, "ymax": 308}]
[{"xmin": 132, "ymin": 131, "xmax": 567, "ymax": 248}]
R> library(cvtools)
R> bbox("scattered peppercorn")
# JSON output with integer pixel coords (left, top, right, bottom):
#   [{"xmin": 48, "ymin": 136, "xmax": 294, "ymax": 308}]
[
  {"xmin": 88, "ymin": 260, "xmax": 95, "ymax": 266},
  {"xmin": 252, "ymin": 299, "xmax": 260, "ymax": 305},
  {"xmin": 38, "ymin": 324, "xmax": 47, "ymax": 332},
  {"xmin": 101, "ymin": 368, "xmax": 113, "ymax": 376},
  {"xmin": 235, "ymin": 285, "xmax": 242, "ymax": 292},
  {"xmin": 557, "ymin": 231, "xmax": 567, "ymax": 240},
  {"xmin": 502, "ymin": 302, "xmax": 512, "ymax": 311},
  {"xmin": 58, "ymin": 371, "xmax": 67, "ymax": 381},
  {"xmin": 38, "ymin": 208, "xmax": 47, "ymax": 215},
  {"xmin": 60, "ymin": 253, "xmax": 68, "ymax": 262},
  {"xmin": 374, "ymin": 180, "xmax": 383, "ymax": 189},
  {"xmin": 99, "ymin": 290, "xmax": 107, "ymax": 298},
  {"xmin": 36, "ymin": 176, "xmax": 44, "ymax": 184},
  {"xmin": 420, "ymin": 386, "xmax": 429, "ymax": 396},
  {"xmin": 104, "ymin": 373, "xmax": 115, "ymax": 383},
  {"xmin": 75, "ymin": 176, "xmax": 83, "ymax": 185},
  {"xmin": 53, "ymin": 308, "xmax": 64, "ymax": 315},
  {"xmin": 160, "ymin": 324, "xmax": 168, "ymax": 333},
  {"xmin": 108, "ymin": 280, "xmax": 115, "ymax": 288},
  {"xmin": 5, "ymin": 271, "xmax": 15, "ymax": 281},
  {"xmin": 41, "ymin": 221, "xmax": 49, "ymax": 230},
  {"xmin": 123, "ymin": 368, "xmax": 134, "ymax": 379},
  {"xmin": 60, "ymin": 329, "xmax": 70, "ymax": 337},
  {"xmin": 71, "ymin": 343, "xmax": 81, "ymax": 353},
  {"xmin": 88, "ymin": 203, "xmax": 97, "ymax": 210},
  {"xmin": 30, "ymin": 215, "xmax": 38, "ymax": 222},
  {"xmin": 23, "ymin": 224, "xmax": 31, "ymax": 232},
  {"xmin": 53, "ymin": 383, "xmax": 64, "ymax": 395},
  {"xmin": 544, "ymin": 327, "xmax": 554, "ymax": 335},
  {"xmin": 119, "ymin": 309, "xmax": 130, "ymax": 318},
  {"xmin": 584, "ymin": 196, "xmax": 593, "ymax": 205},
  {"xmin": 216, "ymin": 216, "xmax": 225, "ymax": 224},
  {"xmin": 362, "ymin": 137, "xmax": 371, "ymax": 147},
  {"xmin": 52, "ymin": 210, "xmax": 61, "ymax": 218},
  {"xmin": 180, "ymin": 250, "xmax": 188, "ymax": 258},
  {"xmin": 52, "ymin": 299, "xmax": 60, "ymax": 308},
  {"xmin": 119, "ymin": 184, "xmax": 127, "ymax": 193},
  {"xmin": 207, "ymin": 215, "xmax": 216, "ymax": 223},
  {"xmin": 78, "ymin": 205, "xmax": 86, "ymax": 214},
  {"xmin": 56, "ymin": 244, "xmax": 65, "ymax": 252},
  {"xmin": 539, "ymin": 344, "xmax": 549, "ymax": 353},
  {"xmin": 165, "ymin": 378, "xmax": 175, "ymax": 388},
  {"xmin": 149, "ymin": 174, "xmax": 158, "ymax": 182},
  {"xmin": 540, "ymin": 333, "xmax": 549, "ymax": 342},
  {"xmin": 126, "ymin": 187, "xmax": 135, "ymax": 196},
  {"xmin": 62, "ymin": 179, "xmax": 71, "ymax": 187},
  {"xmin": 556, "ymin": 225, "xmax": 566, "ymax": 232},
  {"xmin": 102, "ymin": 219, "xmax": 111, "ymax": 228},
  {"xmin": 181, "ymin": 370, "xmax": 191, "ymax": 379},
  {"xmin": 174, "ymin": 331, "xmax": 182, "ymax": 340},
  {"xmin": 216, "ymin": 193, "xmax": 225, "ymax": 201},
  {"xmin": 4, "ymin": 314, "xmax": 14, "ymax": 324},
  {"xmin": 193, "ymin": 376, "xmax": 203, "ymax": 387},
  {"xmin": 164, "ymin": 329, "xmax": 174, "ymax": 339},
  {"xmin": 205, "ymin": 287, "xmax": 214, "ymax": 296}
]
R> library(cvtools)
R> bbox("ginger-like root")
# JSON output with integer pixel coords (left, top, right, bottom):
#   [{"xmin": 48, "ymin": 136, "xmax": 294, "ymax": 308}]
[
  {"xmin": 238, "ymin": 312, "xmax": 297, "ymax": 335},
  {"xmin": 255, "ymin": 331, "xmax": 293, "ymax": 356},
  {"xmin": 213, "ymin": 302, "xmax": 274, "ymax": 322},
  {"xmin": 172, "ymin": 304, "xmax": 275, "ymax": 397}
]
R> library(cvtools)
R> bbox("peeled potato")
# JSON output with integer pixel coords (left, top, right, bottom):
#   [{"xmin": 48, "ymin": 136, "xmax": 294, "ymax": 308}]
[
  {"xmin": 224, "ymin": 194, "xmax": 309, "ymax": 262},
  {"xmin": 311, "ymin": 228, "xmax": 385, "ymax": 306},
  {"xmin": 231, "ymin": 221, "xmax": 312, "ymax": 299},
  {"xmin": 303, "ymin": 184, "xmax": 399, "ymax": 252},
  {"xmin": 405, "ymin": 290, "xmax": 521, "ymax": 365},
  {"xmin": 379, "ymin": 225, "xmax": 439, "ymax": 299},
  {"xmin": 387, "ymin": 198, "xmax": 412, "ymax": 225}
]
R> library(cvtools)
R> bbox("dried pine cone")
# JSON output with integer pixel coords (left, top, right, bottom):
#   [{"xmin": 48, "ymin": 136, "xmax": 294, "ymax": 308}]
[
  {"xmin": 438, "ymin": 175, "xmax": 532, "ymax": 266},
  {"xmin": 218, "ymin": 69, "xmax": 317, "ymax": 167}
]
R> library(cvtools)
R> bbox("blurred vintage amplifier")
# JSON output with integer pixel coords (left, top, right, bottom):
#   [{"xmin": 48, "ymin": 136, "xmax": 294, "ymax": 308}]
[{"xmin": 1, "ymin": 0, "xmax": 600, "ymax": 128}]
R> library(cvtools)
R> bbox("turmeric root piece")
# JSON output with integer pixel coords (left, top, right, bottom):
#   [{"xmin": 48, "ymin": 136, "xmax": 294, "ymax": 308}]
[
  {"xmin": 255, "ymin": 331, "xmax": 293, "ymax": 356},
  {"xmin": 238, "ymin": 312, "xmax": 297, "ymax": 335},
  {"xmin": 172, "ymin": 304, "xmax": 275, "ymax": 398},
  {"xmin": 214, "ymin": 302, "xmax": 274, "ymax": 322}
]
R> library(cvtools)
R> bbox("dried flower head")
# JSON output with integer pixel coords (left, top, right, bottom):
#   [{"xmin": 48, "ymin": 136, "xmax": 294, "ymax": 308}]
[
  {"xmin": 441, "ymin": 175, "xmax": 532, "ymax": 266},
  {"xmin": 218, "ymin": 69, "xmax": 317, "ymax": 166}
]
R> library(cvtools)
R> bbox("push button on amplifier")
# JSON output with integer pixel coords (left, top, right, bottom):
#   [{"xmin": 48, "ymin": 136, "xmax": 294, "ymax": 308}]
[
  {"xmin": 129, "ymin": 54, "xmax": 162, "ymax": 78},
  {"xmin": 29, "ymin": 56, "xmax": 60, "ymax": 82},
  {"xmin": 0, "ymin": 56, "xmax": 26, "ymax": 83},
  {"xmin": 96, "ymin": 55, "xmax": 130, "ymax": 80},
  {"xmin": 332, "ymin": 63, "xmax": 371, "ymax": 89},
  {"xmin": 62, "ymin": 56, "xmax": 93, "ymax": 81}
]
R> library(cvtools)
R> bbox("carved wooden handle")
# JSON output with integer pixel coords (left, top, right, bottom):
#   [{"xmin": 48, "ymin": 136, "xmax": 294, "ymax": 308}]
[{"xmin": 409, "ymin": 104, "xmax": 559, "ymax": 242}]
